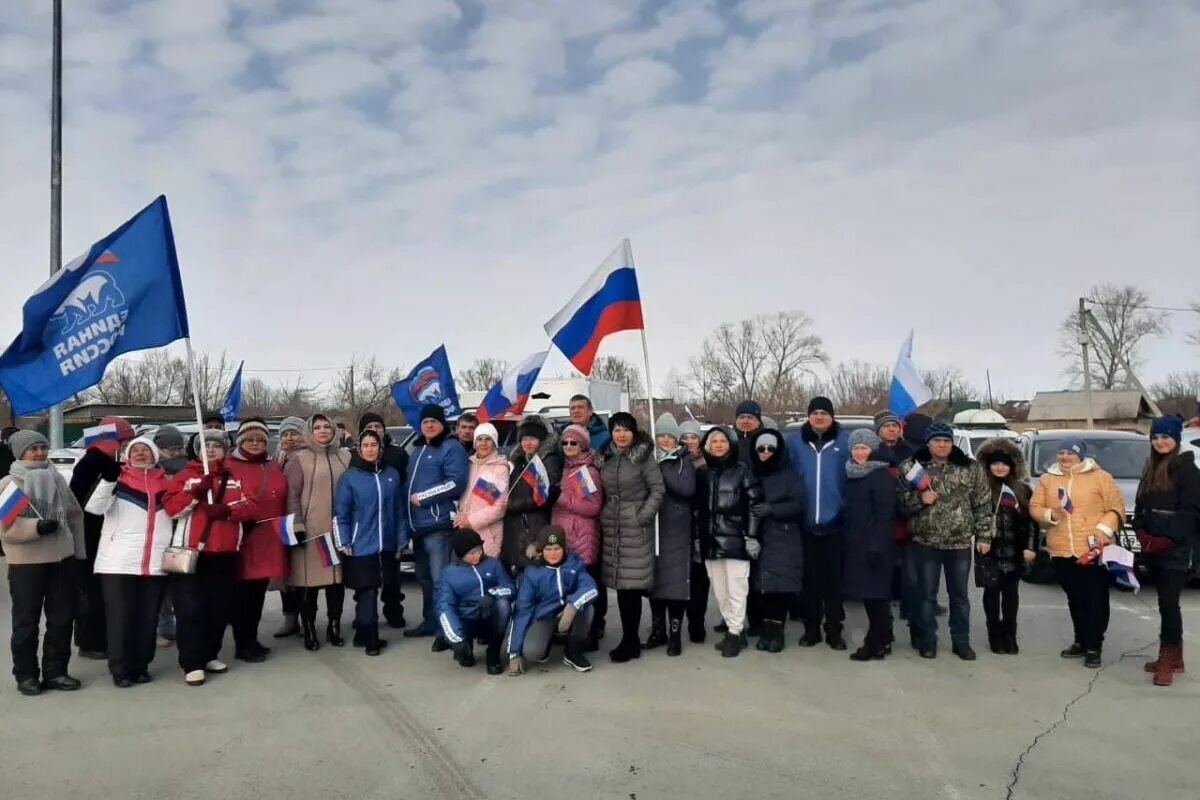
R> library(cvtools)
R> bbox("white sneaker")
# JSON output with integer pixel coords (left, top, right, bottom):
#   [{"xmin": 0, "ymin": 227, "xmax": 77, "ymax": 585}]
[
  {"xmin": 184, "ymin": 670, "xmax": 206, "ymax": 686},
  {"xmin": 204, "ymin": 660, "xmax": 228, "ymax": 674}
]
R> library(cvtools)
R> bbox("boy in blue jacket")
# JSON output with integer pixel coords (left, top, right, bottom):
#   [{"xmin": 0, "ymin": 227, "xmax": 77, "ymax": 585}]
[
  {"xmin": 508, "ymin": 526, "xmax": 599, "ymax": 675},
  {"xmin": 435, "ymin": 531, "xmax": 515, "ymax": 675}
]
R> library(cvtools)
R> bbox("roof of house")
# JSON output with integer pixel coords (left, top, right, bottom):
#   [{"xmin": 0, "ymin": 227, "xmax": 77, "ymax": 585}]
[{"xmin": 1028, "ymin": 390, "xmax": 1153, "ymax": 422}]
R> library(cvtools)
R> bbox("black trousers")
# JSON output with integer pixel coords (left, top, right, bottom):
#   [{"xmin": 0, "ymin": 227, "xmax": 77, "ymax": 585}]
[
  {"xmin": 863, "ymin": 598, "xmax": 893, "ymax": 652},
  {"xmin": 747, "ymin": 588, "xmax": 763, "ymax": 632},
  {"xmin": 983, "ymin": 573, "xmax": 1021, "ymax": 629},
  {"xmin": 648, "ymin": 598, "xmax": 686, "ymax": 623},
  {"xmin": 1154, "ymin": 565, "xmax": 1187, "ymax": 645},
  {"xmin": 1052, "ymin": 557, "xmax": 1110, "ymax": 652},
  {"xmin": 232, "ymin": 579, "xmax": 269, "ymax": 653},
  {"xmin": 280, "ymin": 586, "xmax": 302, "ymax": 615},
  {"xmin": 172, "ymin": 553, "xmax": 238, "ymax": 672},
  {"xmin": 74, "ymin": 529, "xmax": 107, "ymax": 652},
  {"xmin": 761, "ymin": 592, "xmax": 794, "ymax": 622},
  {"xmin": 380, "ymin": 550, "xmax": 404, "ymax": 624},
  {"xmin": 801, "ymin": 531, "xmax": 845, "ymax": 634},
  {"xmin": 9, "ymin": 558, "xmax": 75, "ymax": 682},
  {"xmin": 301, "ymin": 584, "xmax": 345, "ymax": 623},
  {"xmin": 687, "ymin": 560, "xmax": 710, "ymax": 633},
  {"xmin": 616, "ymin": 589, "xmax": 644, "ymax": 644},
  {"xmin": 101, "ymin": 574, "xmax": 166, "ymax": 679},
  {"xmin": 586, "ymin": 563, "xmax": 608, "ymax": 637}
]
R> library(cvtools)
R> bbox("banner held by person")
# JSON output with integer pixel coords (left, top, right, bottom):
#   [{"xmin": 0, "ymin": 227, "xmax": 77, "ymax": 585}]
[
  {"xmin": 392, "ymin": 345, "xmax": 461, "ymax": 425},
  {"xmin": 476, "ymin": 350, "xmax": 548, "ymax": 423},
  {"xmin": 219, "ymin": 360, "xmax": 244, "ymax": 423},
  {"xmin": 888, "ymin": 330, "xmax": 932, "ymax": 417},
  {"xmin": 0, "ymin": 195, "xmax": 190, "ymax": 415}
]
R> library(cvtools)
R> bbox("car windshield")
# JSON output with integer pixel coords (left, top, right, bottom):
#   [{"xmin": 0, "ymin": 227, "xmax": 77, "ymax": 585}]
[{"xmin": 1031, "ymin": 438, "xmax": 1149, "ymax": 479}]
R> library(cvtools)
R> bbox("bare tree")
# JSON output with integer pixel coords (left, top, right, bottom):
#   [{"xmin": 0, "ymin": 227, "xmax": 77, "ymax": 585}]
[
  {"xmin": 1189, "ymin": 301, "xmax": 1200, "ymax": 350},
  {"xmin": 330, "ymin": 356, "xmax": 401, "ymax": 421},
  {"xmin": 457, "ymin": 358, "xmax": 509, "ymax": 392},
  {"xmin": 825, "ymin": 361, "xmax": 890, "ymax": 414},
  {"xmin": 592, "ymin": 355, "xmax": 644, "ymax": 397},
  {"xmin": 920, "ymin": 365, "xmax": 980, "ymax": 403},
  {"xmin": 1150, "ymin": 371, "xmax": 1200, "ymax": 418},
  {"xmin": 1057, "ymin": 284, "xmax": 1169, "ymax": 390},
  {"xmin": 759, "ymin": 312, "xmax": 828, "ymax": 404}
]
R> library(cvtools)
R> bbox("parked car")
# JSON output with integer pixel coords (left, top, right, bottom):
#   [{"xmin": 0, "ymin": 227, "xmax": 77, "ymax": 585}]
[
  {"xmin": 955, "ymin": 427, "xmax": 1020, "ymax": 459},
  {"xmin": 48, "ymin": 448, "xmax": 83, "ymax": 480},
  {"xmin": 784, "ymin": 415, "xmax": 875, "ymax": 437}
]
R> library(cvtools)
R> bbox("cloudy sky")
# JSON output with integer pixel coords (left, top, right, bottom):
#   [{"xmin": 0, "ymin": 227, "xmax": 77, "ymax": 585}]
[{"xmin": 2, "ymin": 0, "xmax": 1197, "ymax": 401}]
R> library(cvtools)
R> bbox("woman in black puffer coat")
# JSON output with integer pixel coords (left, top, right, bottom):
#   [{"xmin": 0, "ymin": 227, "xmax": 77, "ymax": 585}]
[
  {"xmin": 842, "ymin": 429, "xmax": 898, "ymax": 662},
  {"xmin": 696, "ymin": 427, "xmax": 763, "ymax": 659},
  {"xmin": 644, "ymin": 414, "xmax": 697, "ymax": 657},
  {"xmin": 1134, "ymin": 417, "xmax": 1200, "ymax": 687},
  {"xmin": 748, "ymin": 429, "xmax": 805, "ymax": 654}
]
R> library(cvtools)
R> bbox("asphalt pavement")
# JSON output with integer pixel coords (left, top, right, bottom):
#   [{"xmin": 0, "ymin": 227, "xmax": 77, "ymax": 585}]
[{"xmin": 1, "ymin": 567, "xmax": 1196, "ymax": 800}]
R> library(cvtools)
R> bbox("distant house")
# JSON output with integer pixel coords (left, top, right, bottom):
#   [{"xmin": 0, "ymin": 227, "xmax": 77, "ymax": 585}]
[{"xmin": 1027, "ymin": 391, "xmax": 1154, "ymax": 431}]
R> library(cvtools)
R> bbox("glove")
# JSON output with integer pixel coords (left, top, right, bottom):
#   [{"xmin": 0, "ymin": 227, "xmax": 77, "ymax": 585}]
[
  {"xmin": 36, "ymin": 519, "xmax": 60, "ymax": 536},
  {"xmin": 558, "ymin": 604, "xmax": 578, "ymax": 634},
  {"xmin": 190, "ymin": 481, "xmax": 211, "ymax": 500},
  {"xmin": 751, "ymin": 502, "xmax": 771, "ymax": 520},
  {"xmin": 508, "ymin": 656, "xmax": 524, "ymax": 676},
  {"xmin": 745, "ymin": 538, "xmax": 762, "ymax": 560},
  {"xmin": 867, "ymin": 550, "xmax": 883, "ymax": 569},
  {"xmin": 479, "ymin": 594, "xmax": 496, "ymax": 618},
  {"xmin": 100, "ymin": 458, "xmax": 121, "ymax": 482},
  {"xmin": 208, "ymin": 503, "xmax": 232, "ymax": 520}
]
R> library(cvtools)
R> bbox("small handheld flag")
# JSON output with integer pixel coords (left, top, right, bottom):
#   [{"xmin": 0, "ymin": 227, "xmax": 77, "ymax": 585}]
[
  {"xmin": 1102, "ymin": 544, "xmax": 1140, "ymax": 593},
  {"xmin": 83, "ymin": 423, "xmax": 120, "ymax": 447},
  {"xmin": 905, "ymin": 463, "xmax": 932, "ymax": 492},
  {"xmin": 997, "ymin": 484, "xmax": 1018, "ymax": 510},
  {"xmin": 573, "ymin": 466, "xmax": 598, "ymax": 499},
  {"xmin": 315, "ymin": 532, "xmax": 341, "ymax": 568},
  {"xmin": 0, "ymin": 483, "xmax": 33, "ymax": 526},
  {"xmin": 1058, "ymin": 487, "xmax": 1074, "ymax": 514},
  {"xmin": 271, "ymin": 514, "xmax": 299, "ymax": 547},
  {"xmin": 522, "ymin": 455, "xmax": 552, "ymax": 506},
  {"xmin": 471, "ymin": 476, "xmax": 503, "ymax": 506}
]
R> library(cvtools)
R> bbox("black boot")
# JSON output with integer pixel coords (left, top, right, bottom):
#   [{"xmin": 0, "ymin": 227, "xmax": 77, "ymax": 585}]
[
  {"xmin": 987, "ymin": 621, "xmax": 1004, "ymax": 654},
  {"xmin": 825, "ymin": 627, "xmax": 847, "ymax": 652},
  {"xmin": 643, "ymin": 609, "xmax": 668, "ymax": 650},
  {"xmin": 326, "ymin": 619, "xmax": 344, "ymax": 647},
  {"xmin": 667, "ymin": 617, "xmax": 683, "ymax": 657},
  {"xmin": 798, "ymin": 626, "xmax": 822, "ymax": 647},
  {"xmin": 1005, "ymin": 622, "xmax": 1019, "ymax": 655},
  {"xmin": 767, "ymin": 620, "xmax": 786, "ymax": 654},
  {"xmin": 302, "ymin": 617, "xmax": 320, "ymax": 652},
  {"xmin": 486, "ymin": 643, "xmax": 503, "ymax": 675},
  {"xmin": 609, "ymin": 637, "xmax": 641, "ymax": 663},
  {"xmin": 366, "ymin": 625, "xmax": 387, "ymax": 657},
  {"xmin": 687, "ymin": 619, "xmax": 706, "ymax": 644}
]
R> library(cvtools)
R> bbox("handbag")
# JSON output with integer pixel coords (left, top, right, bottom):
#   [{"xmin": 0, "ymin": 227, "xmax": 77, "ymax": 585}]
[
  {"xmin": 973, "ymin": 552, "xmax": 1001, "ymax": 588},
  {"xmin": 162, "ymin": 475, "xmax": 227, "ymax": 574}
]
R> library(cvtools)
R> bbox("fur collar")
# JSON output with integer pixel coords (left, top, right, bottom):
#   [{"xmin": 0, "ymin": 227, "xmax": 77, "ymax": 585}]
[
  {"xmin": 1046, "ymin": 457, "xmax": 1099, "ymax": 477},
  {"xmin": 598, "ymin": 431, "xmax": 654, "ymax": 466}
]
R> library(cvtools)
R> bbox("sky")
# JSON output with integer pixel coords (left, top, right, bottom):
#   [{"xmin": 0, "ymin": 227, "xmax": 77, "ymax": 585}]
[{"xmin": 1, "ymin": 0, "xmax": 1198, "ymax": 402}]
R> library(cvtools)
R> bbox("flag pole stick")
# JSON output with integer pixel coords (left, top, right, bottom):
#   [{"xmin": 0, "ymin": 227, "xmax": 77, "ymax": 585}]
[
  {"xmin": 628, "ymin": 238, "xmax": 660, "ymax": 557},
  {"xmin": 184, "ymin": 338, "xmax": 212, "ymax": 481},
  {"xmin": 47, "ymin": 0, "xmax": 64, "ymax": 449}
]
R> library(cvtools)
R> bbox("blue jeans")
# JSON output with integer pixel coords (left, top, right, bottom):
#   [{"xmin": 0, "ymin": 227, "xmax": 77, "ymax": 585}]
[
  {"xmin": 354, "ymin": 587, "xmax": 379, "ymax": 632},
  {"xmin": 911, "ymin": 543, "xmax": 972, "ymax": 649},
  {"xmin": 414, "ymin": 529, "xmax": 451, "ymax": 632}
]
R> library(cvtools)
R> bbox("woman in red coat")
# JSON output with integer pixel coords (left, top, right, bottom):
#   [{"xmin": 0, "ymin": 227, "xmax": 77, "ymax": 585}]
[
  {"xmin": 225, "ymin": 419, "xmax": 289, "ymax": 664},
  {"xmin": 163, "ymin": 430, "xmax": 258, "ymax": 686}
]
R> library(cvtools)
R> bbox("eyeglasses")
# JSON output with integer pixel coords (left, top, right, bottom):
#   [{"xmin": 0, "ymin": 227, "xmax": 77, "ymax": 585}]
[
  {"xmin": 756, "ymin": 445, "xmax": 777, "ymax": 454},
  {"xmin": 562, "ymin": 440, "xmax": 581, "ymax": 448},
  {"xmin": 243, "ymin": 437, "xmax": 268, "ymax": 444}
]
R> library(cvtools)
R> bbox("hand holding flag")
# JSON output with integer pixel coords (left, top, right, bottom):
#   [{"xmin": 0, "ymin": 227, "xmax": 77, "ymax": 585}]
[
  {"xmin": 269, "ymin": 514, "xmax": 299, "ymax": 547},
  {"xmin": 573, "ymin": 466, "xmax": 598, "ymax": 500},
  {"xmin": 521, "ymin": 455, "xmax": 552, "ymax": 506},
  {"xmin": 905, "ymin": 463, "xmax": 932, "ymax": 492},
  {"xmin": 0, "ymin": 483, "xmax": 36, "ymax": 526},
  {"xmin": 1058, "ymin": 487, "xmax": 1074, "ymax": 514}
]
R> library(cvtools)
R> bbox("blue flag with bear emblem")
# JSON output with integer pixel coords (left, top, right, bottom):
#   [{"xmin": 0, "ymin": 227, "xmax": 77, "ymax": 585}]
[
  {"xmin": 0, "ymin": 196, "xmax": 190, "ymax": 415},
  {"xmin": 391, "ymin": 345, "xmax": 461, "ymax": 426}
]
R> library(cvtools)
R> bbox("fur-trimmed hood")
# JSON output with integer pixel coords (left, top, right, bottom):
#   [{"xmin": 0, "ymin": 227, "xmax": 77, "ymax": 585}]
[{"xmin": 975, "ymin": 438, "xmax": 1026, "ymax": 481}]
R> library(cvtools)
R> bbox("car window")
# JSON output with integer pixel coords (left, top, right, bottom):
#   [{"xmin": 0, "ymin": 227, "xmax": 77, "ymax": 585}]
[{"xmin": 1030, "ymin": 438, "xmax": 1149, "ymax": 479}]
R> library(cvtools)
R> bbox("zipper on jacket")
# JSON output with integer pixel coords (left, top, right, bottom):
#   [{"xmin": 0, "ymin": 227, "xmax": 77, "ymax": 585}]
[
  {"xmin": 374, "ymin": 471, "xmax": 383, "ymax": 554},
  {"xmin": 1067, "ymin": 473, "xmax": 1075, "ymax": 555},
  {"xmin": 556, "ymin": 565, "xmax": 564, "ymax": 605},
  {"xmin": 811, "ymin": 442, "xmax": 827, "ymax": 524},
  {"xmin": 472, "ymin": 564, "xmax": 484, "ymax": 598},
  {"xmin": 408, "ymin": 445, "xmax": 426, "ymax": 530}
]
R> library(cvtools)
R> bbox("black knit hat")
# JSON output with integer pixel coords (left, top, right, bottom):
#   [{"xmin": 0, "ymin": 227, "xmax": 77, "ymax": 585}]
[
  {"xmin": 735, "ymin": 400, "xmax": 762, "ymax": 420},
  {"xmin": 608, "ymin": 411, "xmax": 638, "ymax": 434},
  {"xmin": 517, "ymin": 420, "xmax": 548, "ymax": 442},
  {"xmin": 807, "ymin": 396, "xmax": 835, "ymax": 416},
  {"xmin": 358, "ymin": 411, "xmax": 385, "ymax": 431},
  {"xmin": 452, "ymin": 530, "xmax": 484, "ymax": 559},
  {"xmin": 537, "ymin": 525, "xmax": 567, "ymax": 552},
  {"xmin": 420, "ymin": 404, "xmax": 445, "ymax": 425},
  {"xmin": 980, "ymin": 448, "xmax": 1015, "ymax": 469}
]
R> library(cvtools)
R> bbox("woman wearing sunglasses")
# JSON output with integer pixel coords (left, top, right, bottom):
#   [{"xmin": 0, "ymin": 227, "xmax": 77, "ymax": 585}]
[
  {"xmin": 748, "ymin": 429, "xmax": 805, "ymax": 654},
  {"xmin": 551, "ymin": 424, "xmax": 605, "ymax": 649}
]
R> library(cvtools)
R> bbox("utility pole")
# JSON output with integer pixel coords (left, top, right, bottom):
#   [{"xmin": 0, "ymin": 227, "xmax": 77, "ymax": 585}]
[
  {"xmin": 348, "ymin": 359, "xmax": 355, "ymax": 410},
  {"xmin": 1079, "ymin": 297, "xmax": 1094, "ymax": 430},
  {"xmin": 48, "ymin": 0, "xmax": 64, "ymax": 448},
  {"xmin": 1082, "ymin": 309, "xmax": 1163, "ymax": 418}
]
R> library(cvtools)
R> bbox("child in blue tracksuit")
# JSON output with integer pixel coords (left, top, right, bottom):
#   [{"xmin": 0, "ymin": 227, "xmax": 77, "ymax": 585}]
[
  {"xmin": 508, "ymin": 526, "xmax": 599, "ymax": 675},
  {"xmin": 334, "ymin": 430, "xmax": 405, "ymax": 656},
  {"xmin": 435, "ymin": 531, "xmax": 515, "ymax": 675}
]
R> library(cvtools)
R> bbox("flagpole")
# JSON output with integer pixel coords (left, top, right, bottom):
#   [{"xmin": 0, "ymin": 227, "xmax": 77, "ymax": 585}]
[
  {"xmin": 627, "ymin": 238, "xmax": 660, "ymax": 557},
  {"xmin": 184, "ymin": 338, "xmax": 212, "ymax": 479},
  {"xmin": 47, "ymin": 0, "xmax": 64, "ymax": 448}
]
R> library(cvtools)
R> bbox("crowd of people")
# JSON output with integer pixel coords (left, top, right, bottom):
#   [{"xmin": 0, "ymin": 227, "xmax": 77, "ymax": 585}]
[{"xmin": 1, "ymin": 395, "xmax": 1195, "ymax": 695}]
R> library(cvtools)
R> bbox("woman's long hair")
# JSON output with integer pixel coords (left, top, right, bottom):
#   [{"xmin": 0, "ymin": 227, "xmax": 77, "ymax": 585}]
[{"xmin": 1138, "ymin": 444, "xmax": 1179, "ymax": 496}]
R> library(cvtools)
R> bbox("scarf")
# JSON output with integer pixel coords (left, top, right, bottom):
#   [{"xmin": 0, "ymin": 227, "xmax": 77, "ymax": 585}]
[
  {"xmin": 655, "ymin": 445, "xmax": 682, "ymax": 463},
  {"xmin": 846, "ymin": 459, "xmax": 889, "ymax": 480},
  {"xmin": 8, "ymin": 459, "xmax": 82, "ymax": 523}
]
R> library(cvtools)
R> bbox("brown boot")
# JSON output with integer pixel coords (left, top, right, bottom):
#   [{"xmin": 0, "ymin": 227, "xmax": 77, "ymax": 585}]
[
  {"xmin": 1147, "ymin": 642, "xmax": 1186, "ymax": 675},
  {"xmin": 1144, "ymin": 641, "xmax": 1167, "ymax": 673},
  {"xmin": 1154, "ymin": 644, "xmax": 1178, "ymax": 687},
  {"xmin": 1173, "ymin": 642, "xmax": 1186, "ymax": 674}
]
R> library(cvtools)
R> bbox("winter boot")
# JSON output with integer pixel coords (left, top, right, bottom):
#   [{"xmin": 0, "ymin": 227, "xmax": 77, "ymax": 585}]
[
  {"xmin": 666, "ymin": 617, "xmax": 683, "ymax": 657},
  {"xmin": 756, "ymin": 621, "xmax": 773, "ymax": 651},
  {"xmin": 486, "ymin": 643, "xmax": 503, "ymax": 675},
  {"xmin": 326, "ymin": 619, "xmax": 345, "ymax": 647},
  {"xmin": 825, "ymin": 627, "xmax": 847, "ymax": 652},
  {"xmin": 1153, "ymin": 645, "xmax": 1178, "ymax": 687},
  {"xmin": 366, "ymin": 626, "xmax": 387, "ymax": 657},
  {"xmin": 720, "ymin": 632, "xmax": 742, "ymax": 658},
  {"xmin": 798, "ymin": 626, "xmax": 822, "ymax": 648},
  {"xmin": 766, "ymin": 620, "xmax": 785, "ymax": 654},
  {"xmin": 302, "ymin": 617, "xmax": 320, "ymax": 652},
  {"xmin": 1144, "ymin": 641, "xmax": 1185, "ymax": 674},
  {"xmin": 987, "ymin": 621, "xmax": 1004, "ymax": 654},
  {"xmin": 609, "ymin": 637, "xmax": 642, "ymax": 663},
  {"xmin": 1004, "ymin": 622, "xmax": 1019, "ymax": 655},
  {"xmin": 643, "ymin": 609, "xmax": 668, "ymax": 650}
]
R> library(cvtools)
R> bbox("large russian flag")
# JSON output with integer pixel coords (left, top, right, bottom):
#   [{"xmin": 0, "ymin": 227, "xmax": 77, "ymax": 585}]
[
  {"xmin": 476, "ymin": 350, "xmax": 548, "ymax": 423},
  {"xmin": 544, "ymin": 239, "xmax": 644, "ymax": 376}
]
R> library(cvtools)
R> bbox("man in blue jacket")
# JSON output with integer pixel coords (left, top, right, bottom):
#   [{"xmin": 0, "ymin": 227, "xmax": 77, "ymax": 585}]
[
  {"xmin": 403, "ymin": 404, "xmax": 470, "ymax": 639},
  {"xmin": 508, "ymin": 526, "xmax": 599, "ymax": 675},
  {"xmin": 436, "ymin": 531, "xmax": 514, "ymax": 675},
  {"xmin": 787, "ymin": 396, "xmax": 850, "ymax": 650}
]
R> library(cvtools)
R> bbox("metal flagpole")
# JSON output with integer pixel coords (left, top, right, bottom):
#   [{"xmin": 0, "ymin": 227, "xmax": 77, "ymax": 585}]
[
  {"xmin": 184, "ymin": 338, "xmax": 212, "ymax": 478},
  {"xmin": 48, "ymin": 0, "xmax": 64, "ymax": 448},
  {"xmin": 627, "ymin": 238, "xmax": 660, "ymax": 556}
]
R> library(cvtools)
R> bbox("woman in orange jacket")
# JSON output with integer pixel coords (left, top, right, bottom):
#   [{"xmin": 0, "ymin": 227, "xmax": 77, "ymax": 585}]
[{"xmin": 1030, "ymin": 437, "xmax": 1125, "ymax": 668}]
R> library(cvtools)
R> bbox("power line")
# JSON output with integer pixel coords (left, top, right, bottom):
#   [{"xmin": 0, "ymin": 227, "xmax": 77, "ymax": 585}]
[{"xmin": 1086, "ymin": 299, "xmax": 1199, "ymax": 314}]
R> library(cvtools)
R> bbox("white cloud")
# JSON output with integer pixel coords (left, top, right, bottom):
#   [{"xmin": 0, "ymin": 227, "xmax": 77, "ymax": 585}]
[
  {"xmin": 281, "ymin": 51, "xmax": 388, "ymax": 102},
  {"xmin": 595, "ymin": 58, "xmax": 679, "ymax": 107}
]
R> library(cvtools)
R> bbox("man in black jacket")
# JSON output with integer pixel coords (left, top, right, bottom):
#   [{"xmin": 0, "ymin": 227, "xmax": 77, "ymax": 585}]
[
  {"xmin": 733, "ymin": 400, "xmax": 764, "ymax": 467},
  {"xmin": 358, "ymin": 412, "xmax": 409, "ymax": 628}
]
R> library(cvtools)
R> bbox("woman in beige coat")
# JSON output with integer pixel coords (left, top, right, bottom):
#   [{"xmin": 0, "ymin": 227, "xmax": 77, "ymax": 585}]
[{"xmin": 285, "ymin": 414, "xmax": 350, "ymax": 651}]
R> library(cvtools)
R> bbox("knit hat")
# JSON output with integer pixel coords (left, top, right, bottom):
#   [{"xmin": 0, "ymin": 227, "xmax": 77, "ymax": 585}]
[
  {"xmin": 236, "ymin": 419, "xmax": 269, "ymax": 445},
  {"xmin": 848, "ymin": 428, "xmax": 881, "ymax": 451},
  {"xmin": 735, "ymin": 400, "xmax": 762, "ymax": 421},
  {"xmin": 100, "ymin": 415, "xmax": 136, "ymax": 443},
  {"xmin": 924, "ymin": 421, "xmax": 954, "ymax": 444},
  {"xmin": 756, "ymin": 432, "xmax": 781, "ymax": 451},
  {"xmin": 903, "ymin": 412, "xmax": 932, "ymax": 446},
  {"xmin": 517, "ymin": 419, "xmax": 548, "ymax": 443},
  {"xmin": 202, "ymin": 413, "xmax": 225, "ymax": 429},
  {"xmin": 609, "ymin": 411, "xmax": 638, "ymax": 434},
  {"xmin": 358, "ymin": 411, "xmax": 385, "ymax": 432},
  {"xmin": 420, "ymin": 404, "xmax": 446, "ymax": 426},
  {"xmin": 537, "ymin": 525, "xmax": 567, "ymax": 551},
  {"xmin": 1150, "ymin": 416, "xmax": 1184, "ymax": 444},
  {"xmin": 278, "ymin": 417, "xmax": 305, "ymax": 436},
  {"xmin": 874, "ymin": 411, "xmax": 902, "ymax": 432},
  {"xmin": 1058, "ymin": 437, "xmax": 1088, "ymax": 459},
  {"xmin": 152, "ymin": 425, "xmax": 186, "ymax": 451},
  {"xmin": 9, "ymin": 430, "xmax": 48, "ymax": 460},
  {"xmin": 561, "ymin": 423, "xmax": 591, "ymax": 449},
  {"xmin": 124, "ymin": 436, "xmax": 161, "ymax": 466},
  {"xmin": 473, "ymin": 422, "xmax": 500, "ymax": 446},
  {"xmin": 655, "ymin": 413, "xmax": 681, "ymax": 443},
  {"xmin": 451, "ymin": 530, "xmax": 484, "ymax": 559},
  {"xmin": 807, "ymin": 396, "xmax": 835, "ymax": 416},
  {"xmin": 679, "ymin": 420, "xmax": 702, "ymax": 439}
]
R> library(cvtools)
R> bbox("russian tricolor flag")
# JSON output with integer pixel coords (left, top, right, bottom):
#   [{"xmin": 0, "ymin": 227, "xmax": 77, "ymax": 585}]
[
  {"xmin": 471, "ymin": 476, "xmax": 502, "ymax": 506},
  {"xmin": 544, "ymin": 239, "xmax": 644, "ymax": 376},
  {"xmin": 83, "ymin": 423, "xmax": 120, "ymax": 447},
  {"xmin": 476, "ymin": 350, "xmax": 548, "ymax": 423},
  {"xmin": 1058, "ymin": 487, "xmax": 1073, "ymax": 514},
  {"xmin": 888, "ymin": 330, "xmax": 932, "ymax": 417},
  {"xmin": 905, "ymin": 463, "xmax": 932, "ymax": 492},
  {"xmin": 998, "ymin": 484, "xmax": 1018, "ymax": 510},
  {"xmin": 315, "ymin": 532, "xmax": 341, "ymax": 568},
  {"xmin": 573, "ymin": 466, "xmax": 598, "ymax": 499},
  {"xmin": 271, "ymin": 514, "xmax": 299, "ymax": 547},
  {"xmin": 1, "ymin": 482, "xmax": 32, "ymax": 526},
  {"xmin": 522, "ymin": 455, "xmax": 552, "ymax": 506}
]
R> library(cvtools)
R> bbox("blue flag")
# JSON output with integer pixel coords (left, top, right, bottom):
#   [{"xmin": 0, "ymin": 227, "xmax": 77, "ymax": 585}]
[
  {"xmin": 391, "ymin": 345, "xmax": 461, "ymax": 425},
  {"xmin": 219, "ymin": 361, "xmax": 244, "ymax": 423},
  {"xmin": 888, "ymin": 330, "xmax": 932, "ymax": 417},
  {"xmin": 0, "ymin": 196, "xmax": 190, "ymax": 415}
]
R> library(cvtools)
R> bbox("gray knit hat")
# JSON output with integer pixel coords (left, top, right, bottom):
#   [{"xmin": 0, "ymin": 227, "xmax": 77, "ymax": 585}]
[
  {"xmin": 848, "ymin": 428, "xmax": 881, "ymax": 451},
  {"xmin": 873, "ymin": 411, "xmax": 902, "ymax": 432},
  {"xmin": 9, "ymin": 430, "xmax": 48, "ymax": 460},
  {"xmin": 655, "ymin": 413, "xmax": 682, "ymax": 443},
  {"xmin": 279, "ymin": 416, "xmax": 306, "ymax": 436},
  {"xmin": 679, "ymin": 420, "xmax": 702, "ymax": 439},
  {"xmin": 152, "ymin": 425, "xmax": 186, "ymax": 451}
]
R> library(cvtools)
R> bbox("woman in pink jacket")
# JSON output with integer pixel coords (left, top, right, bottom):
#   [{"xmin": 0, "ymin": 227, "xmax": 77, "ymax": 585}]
[
  {"xmin": 454, "ymin": 424, "xmax": 510, "ymax": 559},
  {"xmin": 551, "ymin": 424, "xmax": 605, "ymax": 649}
]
